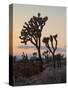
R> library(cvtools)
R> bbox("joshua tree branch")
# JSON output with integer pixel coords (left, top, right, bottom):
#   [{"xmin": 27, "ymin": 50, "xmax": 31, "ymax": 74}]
[
  {"xmin": 30, "ymin": 38, "xmax": 37, "ymax": 47},
  {"xmin": 51, "ymin": 40, "xmax": 54, "ymax": 50},
  {"xmin": 54, "ymin": 39, "xmax": 57, "ymax": 53},
  {"xmin": 46, "ymin": 44, "xmax": 53, "ymax": 54}
]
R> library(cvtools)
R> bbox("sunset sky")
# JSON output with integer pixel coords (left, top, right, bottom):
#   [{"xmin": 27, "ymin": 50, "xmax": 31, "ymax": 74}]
[{"xmin": 12, "ymin": 4, "xmax": 66, "ymax": 56}]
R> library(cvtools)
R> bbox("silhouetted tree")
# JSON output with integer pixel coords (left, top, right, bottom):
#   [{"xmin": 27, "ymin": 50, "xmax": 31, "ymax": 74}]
[
  {"xmin": 42, "ymin": 50, "xmax": 50, "ymax": 58},
  {"xmin": 55, "ymin": 53, "xmax": 63, "ymax": 68},
  {"xmin": 33, "ymin": 52, "xmax": 37, "ymax": 57},
  {"xmin": 19, "ymin": 13, "xmax": 48, "ymax": 72},
  {"xmin": 25, "ymin": 54, "xmax": 28, "ymax": 61},
  {"xmin": 43, "ymin": 34, "xmax": 58, "ymax": 68},
  {"xmin": 42, "ymin": 50, "xmax": 50, "ymax": 63}
]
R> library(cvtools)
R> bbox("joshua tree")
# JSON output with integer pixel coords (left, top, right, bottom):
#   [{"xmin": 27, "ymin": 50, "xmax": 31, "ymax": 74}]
[
  {"xmin": 43, "ymin": 34, "xmax": 58, "ymax": 68},
  {"xmin": 19, "ymin": 13, "xmax": 48, "ymax": 72},
  {"xmin": 33, "ymin": 52, "xmax": 37, "ymax": 57},
  {"xmin": 42, "ymin": 50, "xmax": 50, "ymax": 63},
  {"xmin": 42, "ymin": 50, "xmax": 50, "ymax": 59}
]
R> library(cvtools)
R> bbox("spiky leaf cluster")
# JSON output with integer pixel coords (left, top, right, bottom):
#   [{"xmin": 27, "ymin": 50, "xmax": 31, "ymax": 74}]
[
  {"xmin": 43, "ymin": 34, "xmax": 58, "ymax": 54},
  {"xmin": 19, "ymin": 13, "xmax": 48, "ymax": 45}
]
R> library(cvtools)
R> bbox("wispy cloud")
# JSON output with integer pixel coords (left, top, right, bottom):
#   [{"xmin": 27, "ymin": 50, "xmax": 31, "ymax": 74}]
[{"xmin": 17, "ymin": 45, "xmax": 66, "ymax": 52}]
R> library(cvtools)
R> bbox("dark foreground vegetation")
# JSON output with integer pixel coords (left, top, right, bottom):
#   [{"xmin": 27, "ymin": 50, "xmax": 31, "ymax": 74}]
[{"xmin": 11, "ymin": 54, "xmax": 66, "ymax": 86}]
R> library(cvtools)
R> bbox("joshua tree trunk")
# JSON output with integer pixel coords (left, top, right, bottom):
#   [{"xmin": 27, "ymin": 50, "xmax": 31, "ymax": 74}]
[
  {"xmin": 52, "ymin": 53, "xmax": 55, "ymax": 69},
  {"xmin": 37, "ymin": 37, "xmax": 43, "ymax": 72},
  {"xmin": 37, "ymin": 47, "xmax": 43, "ymax": 72},
  {"xmin": 37, "ymin": 47, "xmax": 42, "ymax": 61}
]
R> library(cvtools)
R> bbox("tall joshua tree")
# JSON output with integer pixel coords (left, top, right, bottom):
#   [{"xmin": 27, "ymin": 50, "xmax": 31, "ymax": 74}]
[
  {"xmin": 43, "ymin": 34, "xmax": 58, "ymax": 68},
  {"xmin": 19, "ymin": 13, "xmax": 48, "ymax": 72}
]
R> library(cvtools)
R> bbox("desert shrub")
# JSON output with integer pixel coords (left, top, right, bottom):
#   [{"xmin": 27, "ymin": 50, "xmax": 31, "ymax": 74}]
[{"xmin": 13, "ymin": 60, "xmax": 41, "ymax": 78}]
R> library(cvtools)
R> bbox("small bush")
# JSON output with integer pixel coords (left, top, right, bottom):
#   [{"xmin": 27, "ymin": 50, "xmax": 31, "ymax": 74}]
[{"xmin": 13, "ymin": 60, "xmax": 41, "ymax": 79}]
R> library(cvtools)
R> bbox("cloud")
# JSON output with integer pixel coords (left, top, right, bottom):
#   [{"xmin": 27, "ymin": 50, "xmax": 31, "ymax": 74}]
[
  {"xmin": 18, "ymin": 45, "xmax": 36, "ymax": 49},
  {"xmin": 17, "ymin": 45, "xmax": 66, "ymax": 52}
]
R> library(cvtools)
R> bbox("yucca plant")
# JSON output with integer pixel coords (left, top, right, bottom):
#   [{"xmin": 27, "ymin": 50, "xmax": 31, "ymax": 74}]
[
  {"xmin": 43, "ymin": 34, "xmax": 58, "ymax": 68},
  {"xmin": 19, "ymin": 13, "xmax": 48, "ymax": 72}
]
